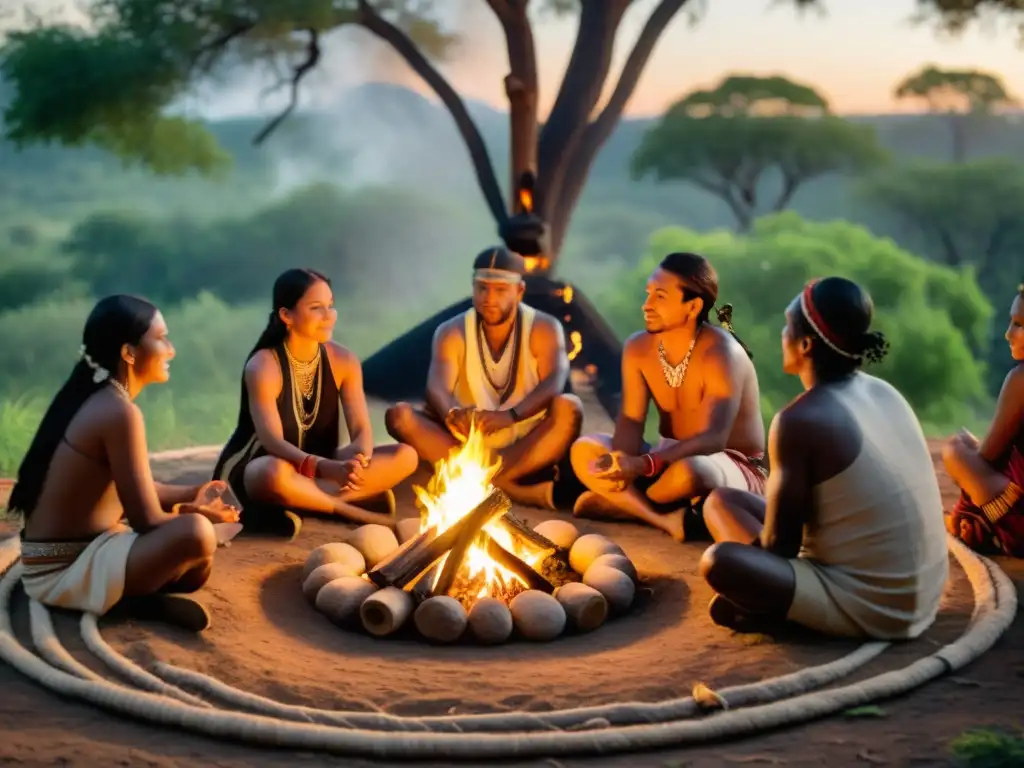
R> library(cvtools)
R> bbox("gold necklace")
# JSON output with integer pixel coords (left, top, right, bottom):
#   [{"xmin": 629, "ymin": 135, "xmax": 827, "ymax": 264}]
[
  {"xmin": 283, "ymin": 345, "xmax": 322, "ymax": 449},
  {"xmin": 109, "ymin": 379, "xmax": 130, "ymax": 400},
  {"xmin": 659, "ymin": 327, "xmax": 700, "ymax": 389},
  {"xmin": 283, "ymin": 343, "xmax": 321, "ymax": 401}
]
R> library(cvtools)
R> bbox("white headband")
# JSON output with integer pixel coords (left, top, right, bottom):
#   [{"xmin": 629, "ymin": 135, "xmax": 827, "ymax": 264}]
[{"xmin": 473, "ymin": 268, "xmax": 522, "ymax": 284}]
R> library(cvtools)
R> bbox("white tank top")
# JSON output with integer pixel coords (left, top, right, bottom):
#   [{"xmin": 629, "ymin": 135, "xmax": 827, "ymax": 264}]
[
  {"xmin": 456, "ymin": 303, "xmax": 540, "ymax": 411},
  {"xmin": 802, "ymin": 373, "xmax": 949, "ymax": 639}
]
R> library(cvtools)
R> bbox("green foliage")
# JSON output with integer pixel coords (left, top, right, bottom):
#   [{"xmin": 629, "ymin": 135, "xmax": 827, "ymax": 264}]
[
  {"xmin": 598, "ymin": 212, "xmax": 993, "ymax": 426},
  {"xmin": 895, "ymin": 65, "xmax": 1018, "ymax": 113},
  {"xmin": 0, "ymin": 0, "xmax": 458, "ymax": 174},
  {"xmin": 856, "ymin": 160, "xmax": 1024, "ymax": 298},
  {"xmin": 675, "ymin": 74, "xmax": 831, "ymax": 117},
  {"xmin": 911, "ymin": 0, "xmax": 1024, "ymax": 43},
  {"xmin": 59, "ymin": 181, "xmax": 493, "ymax": 307},
  {"xmin": 632, "ymin": 110, "xmax": 888, "ymax": 230},
  {"xmin": 949, "ymin": 728, "xmax": 1024, "ymax": 767}
]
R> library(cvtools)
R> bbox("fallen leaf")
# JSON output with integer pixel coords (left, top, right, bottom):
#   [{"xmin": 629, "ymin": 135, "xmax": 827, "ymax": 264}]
[
  {"xmin": 723, "ymin": 755, "xmax": 786, "ymax": 764},
  {"xmin": 693, "ymin": 681, "xmax": 729, "ymax": 711},
  {"xmin": 856, "ymin": 749, "xmax": 886, "ymax": 764},
  {"xmin": 949, "ymin": 676, "xmax": 983, "ymax": 687},
  {"xmin": 843, "ymin": 705, "xmax": 887, "ymax": 718}
]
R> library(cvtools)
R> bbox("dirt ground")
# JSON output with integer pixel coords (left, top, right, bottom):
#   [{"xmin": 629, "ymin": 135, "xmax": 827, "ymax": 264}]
[{"xmin": 1, "ymin": 400, "xmax": 1022, "ymax": 767}]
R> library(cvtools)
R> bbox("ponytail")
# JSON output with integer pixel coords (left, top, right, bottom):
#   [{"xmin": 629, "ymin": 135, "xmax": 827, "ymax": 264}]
[
  {"xmin": 246, "ymin": 310, "xmax": 288, "ymax": 362},
  {"xmin": 715, "ymin": 304, "xmax": 753, "ymax": 359}
]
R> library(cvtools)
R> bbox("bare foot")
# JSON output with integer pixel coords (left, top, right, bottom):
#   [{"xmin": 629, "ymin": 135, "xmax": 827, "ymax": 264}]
[
  {"xmin": 501, "ymin": 480, "xmax": 555, "ymax": 510},
  {"xmin": 572, "ymin": 491, "xmax": 637, "ymax": 522},
  {"xmin": 663, "ymin": 509, "xmax": 686, "ymax": 542}
]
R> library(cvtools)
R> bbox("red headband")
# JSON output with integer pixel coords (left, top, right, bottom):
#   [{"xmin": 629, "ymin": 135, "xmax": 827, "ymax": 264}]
[{"xmin": 799, "ymin": 280, "xmax": 860, "ymax": 360}]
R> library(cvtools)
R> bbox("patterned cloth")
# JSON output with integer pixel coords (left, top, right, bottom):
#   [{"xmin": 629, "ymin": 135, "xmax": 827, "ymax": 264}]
[{"xmin": 947, "ymin": 447, "xmax": 1024, "ymax": 558}]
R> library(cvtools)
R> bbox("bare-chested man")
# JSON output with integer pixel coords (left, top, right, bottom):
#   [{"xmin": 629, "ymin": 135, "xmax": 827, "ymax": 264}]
[
  {"xmin": 386, "ymin": 246, "xmax": 583, "ymax": 509},
  {"xmin": 570, "ymin": 252, "xmax": 765, "ymax": 541}
]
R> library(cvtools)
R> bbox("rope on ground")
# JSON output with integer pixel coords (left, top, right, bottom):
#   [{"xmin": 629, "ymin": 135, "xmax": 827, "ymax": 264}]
[
  {"xmin": 27, "ymin": 598, "xmax": 104, "ymax": 682},
  {"xmin": 0, "ymin": 533, "xmax": 1015, "ymax": 759},
  {"xmin": 78, "ymin": 613, "xmax": 212, "ymax": 708}
]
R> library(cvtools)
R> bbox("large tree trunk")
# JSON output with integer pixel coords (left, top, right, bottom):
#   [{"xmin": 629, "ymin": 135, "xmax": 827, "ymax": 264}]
[{"xmin": 359, "ymin": 0, "xmax": 689, "ymax": 419}]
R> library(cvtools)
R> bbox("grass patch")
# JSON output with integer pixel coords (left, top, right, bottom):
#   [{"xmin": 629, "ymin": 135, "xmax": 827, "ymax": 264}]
[{"xmin": 950, "ymin": 728, "xmax": 1024, "ymax": 767}]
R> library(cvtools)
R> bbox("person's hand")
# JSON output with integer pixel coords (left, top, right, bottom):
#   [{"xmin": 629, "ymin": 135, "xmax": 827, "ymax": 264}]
[
  {"xmin": 445, "ymin": 407, "xmax": 475, "ymax": 441},
  {"xmin": 177, "ymin": 501, "xmax": 240, "ymax": 524},
  {"xmin": 319, "ymin": 458, "xmax": 366, "ymax": 493},
  {"xmin": 193, "ymin": 480, "xmax": 230, "ymax": 506},
  {"xmin": 956, "ymin": 428, "xmax": 980, "ymax": 450},
  {"xmin": 475, "ymin": 409, "xmax": 515, "ymax": 435},
  {"xmin": 591, "ymin": 451, "xmax": 644, "ymax": 491}
]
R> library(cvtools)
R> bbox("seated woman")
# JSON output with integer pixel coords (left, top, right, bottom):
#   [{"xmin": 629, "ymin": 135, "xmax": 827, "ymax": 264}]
[
  {"xmin": 698, "ymin": 277, "xmax": 949, "ymax": 640},
  {"xmin": 213, "ymin": 268, "xmax": 418, "ymax": 538},
  {"xmin": 11, "ymin": 295, "xmax": 235, "ymax": 632},
  {"xmin": 943, "ymin": 283, "xmax": 1024, "ymax": 557}
]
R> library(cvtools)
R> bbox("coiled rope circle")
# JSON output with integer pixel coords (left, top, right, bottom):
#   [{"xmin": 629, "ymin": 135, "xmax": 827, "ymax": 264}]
[{"xmin": 0, "ymin": 445, "xmax": 1015, "ymax": 759}]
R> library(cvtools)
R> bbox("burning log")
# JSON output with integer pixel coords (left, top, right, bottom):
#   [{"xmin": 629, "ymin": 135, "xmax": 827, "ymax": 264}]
[
  {"xmin": 481, "ymin": 534, "xmax": 554, "ymax": 594},
  {"xmin": 431, "ymin": 489, "xmax": 513, "ymax": 597},
  {"xmin": 366, "ymin": 525, "xmax": 442, "ymax": 589},
  {"xmin": 494, "ymin": 512, "xmax": 560, "ymax": 557}
]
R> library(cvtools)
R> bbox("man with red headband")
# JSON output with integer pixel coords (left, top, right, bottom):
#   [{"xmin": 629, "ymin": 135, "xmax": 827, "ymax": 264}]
[
  {"xmin": 697, "ymin": 276, "xmax": 948, "ymax": 640},
  {"xmin": 385, "ymin": 246, "xmax": 583, "ymax": 509},
  {"xmin": 570, "ymin": 252, "xmax": 766, "ymax": 542}
]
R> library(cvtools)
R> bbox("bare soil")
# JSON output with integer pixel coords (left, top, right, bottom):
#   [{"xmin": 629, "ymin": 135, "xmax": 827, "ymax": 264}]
[{"xmin": 1, "ymin": 401, "xmax": 1021, "ymax": 767}]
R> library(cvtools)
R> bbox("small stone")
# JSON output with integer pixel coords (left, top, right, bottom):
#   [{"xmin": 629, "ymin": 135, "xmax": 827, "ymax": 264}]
[
  {"xmin": 555, "ymin": 582, "xmax": 608, "ymax": 632},
  {"xmin": 583, "ymin": 564, "xmax": 635, "ymax": 614},
  {"xmin": 510, "ymin": 590, "xmax": 566, "ymax": 641},
  {"xmin": 315, "ymin": 576, "xmax": 378, "ymax": 628},
  {"xmin": 533, "ymin": 519, "xmax": 580, "ymax": 550},
  {"xmin": 302, "ymin": 542, "xmax": 365, "ymax": 582},
  {"xmin": 396, "ymin": 517, "xmax": 422, "ymax": 545},
  {"xmin": 467, "ymin": 597, "xmax": 514, "ymax": 644},
  {"xmin": 345, "ymin": 524, "xmax": 400, "ymax": 569},
  {"xmin": 569, "ymin": 533, "xmax": 623, "ymax": 574},
  {"xmin": 303, "ymin": 562, "xmax": 359, "ymax": 604},
  {"xmin": 414, "ymin": 596, "xmax": 468, "ymax": 643},
  {"xmin": 590, "ymin": 552, "xmax": 638, "ymax": 582}
]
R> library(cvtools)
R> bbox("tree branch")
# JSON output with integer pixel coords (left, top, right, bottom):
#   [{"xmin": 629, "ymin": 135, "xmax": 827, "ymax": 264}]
[
  {"xmin": 357, "ymin": 0, "xmax": 507, "ymax": 225},
  {"xmin": 252, "ymin": 29, "xmax": 321, "ymax": 146},
  {"xmin": 190, "ymin": 20, "xmax": 257, "ymax": 73},
  {"xmin": 495, "ymin": 0, "xmax": 539, "ymax": 211},
  {"xmin": 547, "ymin": 0, "xmax": 689, "ymax": 254},
  {"xmin": 536, "ymin": 0, "xmax": 629, "ymax": 212}
]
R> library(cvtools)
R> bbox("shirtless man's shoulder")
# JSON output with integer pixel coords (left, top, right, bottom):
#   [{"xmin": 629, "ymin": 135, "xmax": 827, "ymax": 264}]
[{"xmin": 433, "ymin": 315, "xmax": 467, "ymax": 354}]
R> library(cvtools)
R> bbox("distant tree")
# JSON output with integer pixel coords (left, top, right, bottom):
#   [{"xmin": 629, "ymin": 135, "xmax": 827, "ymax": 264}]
[
  {"xmin": 0, "ymin": 0, "xmax": 1012, "ymax": 270},
  {"xmin": 857, "ymin": 159, "xmax": 1024, "ymax": 297},
  {"xmin": 893, "ymin": 66, "xmax": 1018, "ymax": 162},
  {"xmin": 630, "ymin": 75, "xmax": 888, "ymax": 231}
]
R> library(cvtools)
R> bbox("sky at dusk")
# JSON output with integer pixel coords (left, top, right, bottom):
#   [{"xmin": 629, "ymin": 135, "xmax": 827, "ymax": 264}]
[{"xmin": 188, "ymin": 0, "xmax": 1024, "ymax": 121}]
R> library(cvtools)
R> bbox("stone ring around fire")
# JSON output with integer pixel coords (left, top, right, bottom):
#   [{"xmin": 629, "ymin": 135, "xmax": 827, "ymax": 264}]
[{"xmin": 302, "ymin": 510, "xmax": 638, "ymax": 646}]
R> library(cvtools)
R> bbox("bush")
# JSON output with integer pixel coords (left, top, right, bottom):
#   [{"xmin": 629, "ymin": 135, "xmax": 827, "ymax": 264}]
[{"xmin": 597, "ymin": 212, "xmax": 993, "ymax": 428}]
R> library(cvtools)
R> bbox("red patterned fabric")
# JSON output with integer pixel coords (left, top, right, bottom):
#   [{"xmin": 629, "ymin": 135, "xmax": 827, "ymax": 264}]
[
  {"xmin": 723, "ymin": 449, "xmax": 768, "ymax": 495},
  {"xmin": 947, "ymin": 446, "xmax": 1024, "ymax": 558}
]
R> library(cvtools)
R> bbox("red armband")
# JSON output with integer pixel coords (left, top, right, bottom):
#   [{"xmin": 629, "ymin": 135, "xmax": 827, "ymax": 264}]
[
  {"xmin": 298, "ymin": 454, "xmax": 319, "ymax": 478},
  {"xmin": 641, "ymin": 452, "xmax": 664, "ymax": 478}
]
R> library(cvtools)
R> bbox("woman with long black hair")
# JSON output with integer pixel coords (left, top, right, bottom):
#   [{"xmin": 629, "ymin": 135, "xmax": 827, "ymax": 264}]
[
  {"xmin": 12, "ymin": 295, "xmax": 234, "ymax": 632},
  {"xmin": 213, "ymin": 268, "xmax": 417, "ymax": 538}
]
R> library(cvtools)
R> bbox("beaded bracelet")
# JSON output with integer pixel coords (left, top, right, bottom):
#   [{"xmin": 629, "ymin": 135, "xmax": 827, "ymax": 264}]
[
  {"xmin": 641, "ymin": 452, "xmax": 664, "ymax": 478},
  {"xmin": 298, "ymin": 454, "xmax": 319, "ymax": 479}
]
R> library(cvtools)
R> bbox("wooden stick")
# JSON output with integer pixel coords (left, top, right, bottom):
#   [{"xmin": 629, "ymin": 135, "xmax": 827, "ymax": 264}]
[
  {"xmin": 494, "ymin": 512, "xmax": 560, "ymax": 556},
  {"xmin": 431, "ymin": 489, "xmax": 512, "ymax": 597},
  {"xmin": 366, "ymin": 525, "xmax": 442, "ymax": 589},
  {"xmin": 482, "ymin": 534, "xmax": 554, "ymax": 594}
]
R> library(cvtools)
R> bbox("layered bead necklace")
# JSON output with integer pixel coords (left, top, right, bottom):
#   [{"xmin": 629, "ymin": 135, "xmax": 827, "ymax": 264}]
[{"xmin": 283, "ymin": 343, "xmax": 322, "ymax": 448}]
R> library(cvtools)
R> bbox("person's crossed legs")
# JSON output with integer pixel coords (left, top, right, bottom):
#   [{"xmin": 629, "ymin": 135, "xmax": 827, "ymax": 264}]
[
  {"xmin": 385, "ymin": 395, "xmax": 584, "ymax": 509},
  {"xmin": 699, "ymin": 488, "xmax": 797, "ymax": 631},
  {"xmin": 570, "ymin": 433, "xmax": 743, "ymax": 541}
]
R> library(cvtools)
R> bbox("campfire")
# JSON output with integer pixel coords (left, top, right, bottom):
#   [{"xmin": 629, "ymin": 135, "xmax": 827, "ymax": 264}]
[{"xmin": 304, "ymin": 423, "xmax": 639, "ymax": 644}]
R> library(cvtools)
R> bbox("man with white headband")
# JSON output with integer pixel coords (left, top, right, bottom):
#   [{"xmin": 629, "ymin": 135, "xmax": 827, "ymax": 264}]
[{"xmin": 385, "ymin": 246, "xmax": 583, "ymax": 509}]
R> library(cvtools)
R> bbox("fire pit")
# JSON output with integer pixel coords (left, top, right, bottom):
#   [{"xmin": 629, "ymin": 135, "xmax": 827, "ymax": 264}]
[{"xmin": 303, "ymin": 427, "xmax": 637, "ymax": 644}]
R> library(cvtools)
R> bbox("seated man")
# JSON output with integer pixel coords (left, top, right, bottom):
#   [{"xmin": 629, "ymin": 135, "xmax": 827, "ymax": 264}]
[
  {"xmin": 13, "ymin": 295, "xmax": 233, "ymax": 632},
  {"xmin": 699, "ymin": 277, "xmax": 949, "ymax": 639},
  {"xmin": 214, "ymin": 268, "xmax": 418, "ymax": 539},
  {"xmin": 386, "ymin": 246, "xmax": 583, "ymax": 509},
  {"xmin": 570, "ymin": 252, "xmax": 765, "ymax": 541},
  {"xmin": 943, "ymin": 282, "xmax": 1024, "ymax": 557}
]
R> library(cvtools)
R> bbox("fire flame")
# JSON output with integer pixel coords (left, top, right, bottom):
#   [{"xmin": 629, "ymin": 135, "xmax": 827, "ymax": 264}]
[
  {"xmin": 567, "ymin": 330, "xmax": 583, "ymax": 362},
  {"xmin": 523, "ymin": 255, "xmax": 550, "ymax": 273},
  {"xmin": 562, "ymin": 284, "xmax": 574, "ymax": 304},
  {"xmin": 519, "ymin": 187, "xmax": 533, "ymax": 213},
  {"xmin": 413, "ymin": 421, "xmax": 542, "ymax": 601}
]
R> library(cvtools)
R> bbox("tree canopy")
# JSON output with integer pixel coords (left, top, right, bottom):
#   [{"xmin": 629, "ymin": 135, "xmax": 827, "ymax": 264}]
[
  {"xmin": 893, "ymin": 65, "xmax": 1018, "ymax": 161},
  {"xmin": 1, "ymin": 0, "xmax": 1021, "ymax": 267},
  {"xmin": 857, "ymin": 159, "xmax": 1024, "ymax": 298},
  {"xmin": 630, "ymin": 75, "xmax": 888, "ymax": 230}
]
